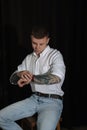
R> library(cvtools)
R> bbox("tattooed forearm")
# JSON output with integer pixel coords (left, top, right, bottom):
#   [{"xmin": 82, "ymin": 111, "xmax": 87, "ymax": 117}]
[
  {"xmin": 33, "ymin": 73, "xmax": 61, "ymax": 84},
  {"xmin": 10, "ymin": 72, "xmax": 20, "ymax": 85}
]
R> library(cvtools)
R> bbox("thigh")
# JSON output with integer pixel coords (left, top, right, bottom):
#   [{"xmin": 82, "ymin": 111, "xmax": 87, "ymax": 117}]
[
  {"xmin": 0, "ymin": 95, "xmax": 37, "ymax": 121},
  {"xmin": 37, "ymin": 98, "xmax": 63, "ymax": 130}
]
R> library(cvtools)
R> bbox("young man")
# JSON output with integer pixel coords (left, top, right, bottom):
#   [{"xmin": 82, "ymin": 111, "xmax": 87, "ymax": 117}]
[{"xmin": 0, "ymin": 25, "xmax": 66, "ymax": 130}]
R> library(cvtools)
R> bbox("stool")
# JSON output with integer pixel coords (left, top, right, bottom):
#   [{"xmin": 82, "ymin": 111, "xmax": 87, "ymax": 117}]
[
  {"xmin": 56, "ymin": 118, "xmax": 62, "ymax": 130},
  {"xmin": 20, "ymin": 115, "xmax": 62, "ymax": 130}
]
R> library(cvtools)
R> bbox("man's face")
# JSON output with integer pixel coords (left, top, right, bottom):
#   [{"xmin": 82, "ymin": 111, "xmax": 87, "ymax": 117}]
[{"xmin": 31, "ymin": 35, "xmax": 50, "ymax": 55}]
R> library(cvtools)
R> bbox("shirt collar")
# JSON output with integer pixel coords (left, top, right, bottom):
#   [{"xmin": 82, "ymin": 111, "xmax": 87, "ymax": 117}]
[{"xmin": 33, "ymin": 45, "xmax": 50, "ymax": 57}]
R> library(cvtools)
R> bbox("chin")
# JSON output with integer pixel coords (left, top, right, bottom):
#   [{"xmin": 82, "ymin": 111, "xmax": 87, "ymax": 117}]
[{"xmin": 35, "ymin": 51, "xmax": 40, "ymax": 54}]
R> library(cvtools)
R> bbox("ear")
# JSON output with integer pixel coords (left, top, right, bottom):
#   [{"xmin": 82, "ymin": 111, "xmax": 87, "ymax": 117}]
[{"xmin": 47, "ymin": 38, "xmax": 50, "ymax": 44}]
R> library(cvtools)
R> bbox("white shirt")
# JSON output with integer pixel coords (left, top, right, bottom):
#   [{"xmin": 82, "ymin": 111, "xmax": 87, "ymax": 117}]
[{"xmin": 16, "ymin": 45, "xmax": 66, "ymax": 96}]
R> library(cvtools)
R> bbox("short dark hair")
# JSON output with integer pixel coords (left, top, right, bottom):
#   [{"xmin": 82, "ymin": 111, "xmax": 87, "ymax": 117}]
[{"xmin": 31, "ymin": 25, "xmax": 49, "ymax": 39}]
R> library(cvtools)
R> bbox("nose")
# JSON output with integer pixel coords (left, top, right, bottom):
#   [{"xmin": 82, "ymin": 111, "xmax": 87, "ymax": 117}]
[{"xmin": 35, "ymin": 44, "xmax": 40, "ymax": 49}]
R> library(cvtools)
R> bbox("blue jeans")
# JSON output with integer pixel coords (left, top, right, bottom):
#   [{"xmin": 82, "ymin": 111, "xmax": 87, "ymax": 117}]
[{"xmin": 0, "ymin": 94, "xmax": 63, "ymax": 130}]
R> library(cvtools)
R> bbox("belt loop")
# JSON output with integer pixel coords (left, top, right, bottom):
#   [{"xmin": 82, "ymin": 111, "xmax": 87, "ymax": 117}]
[{"xmin": 49, "ymin": 94, "xmax": 51, "ymax": 98}]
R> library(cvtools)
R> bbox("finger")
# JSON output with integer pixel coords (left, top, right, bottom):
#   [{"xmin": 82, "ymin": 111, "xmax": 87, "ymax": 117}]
[
  {"xmin": 22, "ymin": 74, "xmax": 32, "ymax": 80},
  {"xmin": 25, "ymin": 74, "xmax": 33, "ymax": 79},
  {"xmin": 17, "ymin": 79, "xmax": 27, "ymax": 87}
]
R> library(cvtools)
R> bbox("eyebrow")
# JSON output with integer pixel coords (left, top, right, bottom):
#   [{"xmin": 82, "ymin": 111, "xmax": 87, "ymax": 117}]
[{"xmin": 32, "ymin": 42, "xmax": 44, "ymax": 45}]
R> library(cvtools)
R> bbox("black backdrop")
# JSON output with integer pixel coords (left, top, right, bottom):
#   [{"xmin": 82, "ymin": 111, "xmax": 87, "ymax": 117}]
[{"xmin": 0, "ymin": 0, "xmax": 87, "ymax": 129}]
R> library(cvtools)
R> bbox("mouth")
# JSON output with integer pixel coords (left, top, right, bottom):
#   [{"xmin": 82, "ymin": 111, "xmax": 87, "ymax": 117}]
[
  {"xmin": 35, "ymin": 50, "xmax": 42, "ymax": 55},
  {"xmin": 35, "ymin": 49, "xmax": 40, "ymax": 52}
]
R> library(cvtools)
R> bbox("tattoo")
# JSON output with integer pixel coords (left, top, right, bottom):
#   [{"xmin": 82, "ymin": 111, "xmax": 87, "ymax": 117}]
[
  {"xmin": 10, "ymin": 72, "xmax": 20, "ymax": 85},
  {"xmin": 33, "ymin": 72, "xmax": 61, "ymax": 84}
]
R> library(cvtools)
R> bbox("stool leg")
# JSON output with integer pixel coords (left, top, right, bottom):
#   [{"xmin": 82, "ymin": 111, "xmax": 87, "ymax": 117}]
[
  {"xmin": 56, "ymin": 122, "xmax": 60, "ymax": 130},
  {"xmin": 56, "ymin": 118, "xmax": 62, "ymax": 130}
]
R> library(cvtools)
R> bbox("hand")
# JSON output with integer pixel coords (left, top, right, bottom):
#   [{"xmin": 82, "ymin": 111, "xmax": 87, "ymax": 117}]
[{"xmin": 17, "ymin": 70, "xmax": 33, "ymax": 87}]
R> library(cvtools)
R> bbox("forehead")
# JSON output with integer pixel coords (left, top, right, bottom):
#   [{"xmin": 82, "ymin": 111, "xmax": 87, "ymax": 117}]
[{"xmin": 31, "ymin": 36, "xmax": 48, "ymax": 43}]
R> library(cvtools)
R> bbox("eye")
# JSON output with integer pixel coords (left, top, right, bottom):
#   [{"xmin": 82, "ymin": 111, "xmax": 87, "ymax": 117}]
[
  {"xmin": 39, "ymin": 43, "xmax": 44, "ymax": 46},
  {"xmin": 40, "ymin": 44, "xmax": 43, "ymax": 46},
  {"xmin": 32, "ymin": 42, "xmax": 36, "ymax": 45}
]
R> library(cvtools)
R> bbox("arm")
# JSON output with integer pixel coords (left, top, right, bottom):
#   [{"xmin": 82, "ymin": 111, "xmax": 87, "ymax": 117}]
[
  {"xmin": 10, "ymin": 71, "xmax": 20, "ymax": 85},
  {"xmin": 32, "ymin": 51, "xmax": 66, "ymax": 85},
  {"xmin": 10, "ymin": 70, "xmax": 33, "ymax": 87},
  {"xmin": 32, "ymin": 71, "xmax": 61, "ymax": 85},
  {"xmin": 10, "ymin": 70, "xmax": 61, "ymax": 86}
]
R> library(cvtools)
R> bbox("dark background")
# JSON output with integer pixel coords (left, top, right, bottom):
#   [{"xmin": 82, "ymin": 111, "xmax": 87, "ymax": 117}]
[{"xmin": 0, "ymin": 0, "xmax": 87, "ymax": 129}]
